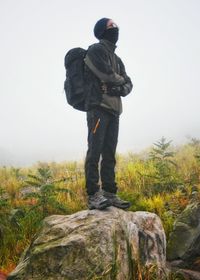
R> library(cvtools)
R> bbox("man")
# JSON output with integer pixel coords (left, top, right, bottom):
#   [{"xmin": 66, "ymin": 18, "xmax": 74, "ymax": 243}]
[{"xmin": 84, "ymin": 18, "xmax": 133, "ymax": 210}]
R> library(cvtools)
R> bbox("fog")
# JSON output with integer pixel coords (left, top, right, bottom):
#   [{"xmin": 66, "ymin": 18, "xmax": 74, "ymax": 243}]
[{"xmin": 0, "ymin": 0, "xmax": 200, "ymax": 166}]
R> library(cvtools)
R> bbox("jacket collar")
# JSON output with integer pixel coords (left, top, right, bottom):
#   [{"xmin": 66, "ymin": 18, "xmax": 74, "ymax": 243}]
[{"xmin": 99, "ymin": 39, "xmax": 117, "ymax": 52}]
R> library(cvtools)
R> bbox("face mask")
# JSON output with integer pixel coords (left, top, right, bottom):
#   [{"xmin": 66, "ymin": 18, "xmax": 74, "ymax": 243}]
[{"xmin": 102, "ymin": 27, "xmax": 119, "ymax": 44}]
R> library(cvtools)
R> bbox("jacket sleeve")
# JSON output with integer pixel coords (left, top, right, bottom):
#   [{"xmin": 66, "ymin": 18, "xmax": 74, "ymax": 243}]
[
  {"xmin": 108, "ymin": 58, "xmax": 133, "ymax": 97},
  {"xmin": 84, "ymin": 44, "xmax": 125, "ymax": 86}
]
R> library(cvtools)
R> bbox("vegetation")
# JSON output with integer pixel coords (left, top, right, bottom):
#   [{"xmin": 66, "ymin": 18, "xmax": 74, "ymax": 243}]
[{"xmin": 0, "ymin": 138, "xmax": 200, "ymax": 278}]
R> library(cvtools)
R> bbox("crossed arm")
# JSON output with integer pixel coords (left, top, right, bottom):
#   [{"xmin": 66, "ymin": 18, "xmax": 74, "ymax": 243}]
[{"xmin": 84, "ymin": 44, "xmax": 133, "ymax": 97}]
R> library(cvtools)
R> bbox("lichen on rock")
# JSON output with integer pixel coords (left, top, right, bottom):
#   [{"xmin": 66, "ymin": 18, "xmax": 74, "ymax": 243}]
[{"xmin": 8, "ymin": 207, "xmax": 166, "ymax": 280}]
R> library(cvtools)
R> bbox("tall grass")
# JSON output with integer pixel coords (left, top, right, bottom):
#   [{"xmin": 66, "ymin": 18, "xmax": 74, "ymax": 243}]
[{"xmin": 0, "ymin": 138, "xmax": 200, "ymax": 276}]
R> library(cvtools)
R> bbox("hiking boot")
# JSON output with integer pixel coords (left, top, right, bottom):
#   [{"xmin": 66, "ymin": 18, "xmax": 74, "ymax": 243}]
[
  {"xmin": 88, "ymin": 191, "xmax": 111, "ymax": 210},
  {"xmin": 102, "ymin": 191, "xmax": 131, "ymax": 209}
]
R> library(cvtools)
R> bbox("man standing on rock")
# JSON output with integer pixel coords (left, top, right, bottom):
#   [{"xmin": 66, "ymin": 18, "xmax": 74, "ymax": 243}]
[{"xmin": 84, "ymin": 18, "xmax": 133, "ymax": 210}]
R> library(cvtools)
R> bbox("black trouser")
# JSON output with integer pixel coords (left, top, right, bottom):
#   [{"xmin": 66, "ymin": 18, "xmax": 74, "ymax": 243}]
[{"xmin": 85, "ymin": 107, "xmax": 119, "ymax": 195}]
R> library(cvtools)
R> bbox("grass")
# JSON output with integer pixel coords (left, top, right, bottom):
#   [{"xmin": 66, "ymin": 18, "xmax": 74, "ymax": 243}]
[{"xmin": 0, "ymin": 138, "xmax": 200, "ymax": 278}]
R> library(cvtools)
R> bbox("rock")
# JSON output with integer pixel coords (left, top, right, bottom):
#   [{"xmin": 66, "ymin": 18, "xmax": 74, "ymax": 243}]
[
  {"xmin": 169, "ymin": 259, "xmax": 187, "ymax": 269},
  {"xmin": 8, "ymin": 207, "xmax": 166, "ymax": 280},
  {"xmin": 167, "ymin": 261, "xmax": 200, "ymax": 280},
  {"xmin": 167, "ymin": 203, "xmax": 200, "ymax": 263},
  {"xmin": 178, "ymin": 269, "xmax": 200, "ymax": 280}
]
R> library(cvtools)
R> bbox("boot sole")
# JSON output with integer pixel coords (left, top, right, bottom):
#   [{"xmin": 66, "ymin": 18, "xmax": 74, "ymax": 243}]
[
  {"xmin": 88, "ymin": 201, "xmax": 111, "ymax": 210},
  {"xmin": 111, "ymin": 203, "xmax": 131, "ymax": 209}
]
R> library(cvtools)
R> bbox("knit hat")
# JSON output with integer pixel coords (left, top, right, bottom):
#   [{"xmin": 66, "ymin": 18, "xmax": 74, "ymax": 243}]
[{"xmin": 94, "ymin": 18, "xmax": 110, "ymax": 39}]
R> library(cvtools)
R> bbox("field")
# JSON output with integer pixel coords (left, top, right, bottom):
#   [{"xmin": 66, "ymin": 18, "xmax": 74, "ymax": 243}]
[{"xmin": 0, "ymin": 137, "xmax": 200, "ymax": 277}]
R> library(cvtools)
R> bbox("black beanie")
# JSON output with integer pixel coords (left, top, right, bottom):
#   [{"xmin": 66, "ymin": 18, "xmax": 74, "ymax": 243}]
[{"xmin": 94, "ymin": 18, "xmax": 110, "ymax": 39}]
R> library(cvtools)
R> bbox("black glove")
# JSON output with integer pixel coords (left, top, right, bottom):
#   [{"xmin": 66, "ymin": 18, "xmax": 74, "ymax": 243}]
[{"xmin": 107, "ymin": 85, "xmax": 122, "ymax": 97}]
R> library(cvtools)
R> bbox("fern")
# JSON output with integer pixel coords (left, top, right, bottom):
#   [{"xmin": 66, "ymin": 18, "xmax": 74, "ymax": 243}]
[{"xmin": 24, "ymin": 167, "xmax": 71, "ymax": 216}]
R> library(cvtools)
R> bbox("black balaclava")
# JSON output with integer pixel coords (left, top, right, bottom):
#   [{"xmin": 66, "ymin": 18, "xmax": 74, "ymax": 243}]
[{"xmin": 102, "ymin": 27, "xmax": 119, "ymax": 44}]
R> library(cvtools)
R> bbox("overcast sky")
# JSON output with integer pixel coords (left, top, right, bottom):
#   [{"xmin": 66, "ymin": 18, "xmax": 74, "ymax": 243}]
[{"xmin": 0, "ymin": 0, "xmax": 200, "ymax": 166}]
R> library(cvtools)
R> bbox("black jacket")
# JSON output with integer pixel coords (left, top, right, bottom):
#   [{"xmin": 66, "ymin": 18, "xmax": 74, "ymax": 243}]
[{"xmin": 84, "ymin": 39, "xmax": 133, "ymax": 114}]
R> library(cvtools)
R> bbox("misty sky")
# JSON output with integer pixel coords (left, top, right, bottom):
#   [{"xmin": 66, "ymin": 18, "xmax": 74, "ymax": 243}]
[{"xmin": 0, "ymin": 0, "xmax": 200, "ymax": 166}]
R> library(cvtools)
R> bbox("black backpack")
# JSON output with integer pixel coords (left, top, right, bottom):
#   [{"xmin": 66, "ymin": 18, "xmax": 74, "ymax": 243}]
[{"xmin": 64, "ymin": 47, "xmax": 87, "ymax": 112}]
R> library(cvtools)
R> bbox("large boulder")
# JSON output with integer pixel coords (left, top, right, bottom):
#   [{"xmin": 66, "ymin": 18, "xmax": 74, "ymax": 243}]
[
  {"xmin": 8, "ymin": 207, "xmax": 166, "ymax": 280},
  {"xmin": 167, "ymin": 203, "xmax": 200, "ymax": 264}
]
